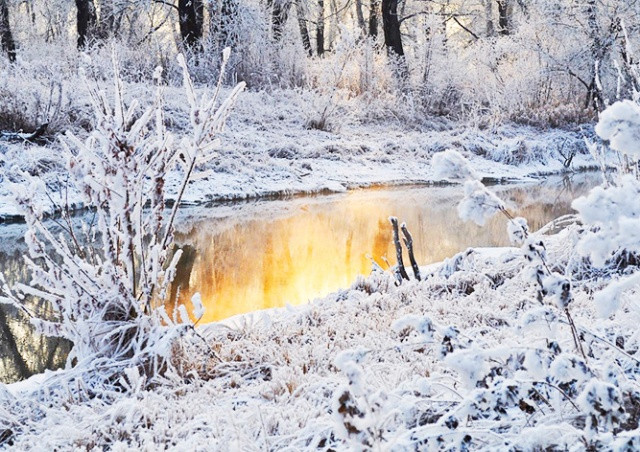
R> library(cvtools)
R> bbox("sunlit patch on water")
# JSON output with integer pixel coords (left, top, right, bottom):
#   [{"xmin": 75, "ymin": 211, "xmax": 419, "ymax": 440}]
[{"xmin": 168, "ymin": 173, "xmax": 600, "ymax": 322}]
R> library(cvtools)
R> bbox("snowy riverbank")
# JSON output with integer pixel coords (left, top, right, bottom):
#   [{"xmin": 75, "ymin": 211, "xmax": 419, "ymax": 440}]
[
  {"xmin": 0, "ymin": 87, "xmax": 596, "ymax": 220},
  {"xmin": 5, "ymin": 78, "xmax": 640, "ymax": 449},
  {"xmin": 3, "ymin": 222, "xmax": 639, "ymax": 449}
]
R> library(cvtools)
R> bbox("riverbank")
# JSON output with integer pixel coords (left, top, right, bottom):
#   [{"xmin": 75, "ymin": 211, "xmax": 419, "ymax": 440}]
[
  {"xmin": 0, "ymin": 87, "xmax": 596, "ymax": 221},
  {"xmin": 3, "ymin": 218, "xmax": 638, "ymax": 449},
  {"xmin": 0, "ymin": 174, "xmax": 600, "ymax": 384}
]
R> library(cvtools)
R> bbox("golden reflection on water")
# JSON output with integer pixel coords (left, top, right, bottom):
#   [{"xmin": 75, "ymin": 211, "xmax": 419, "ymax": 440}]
[
  {"xmin": 170, "ymin": 178, "xmax": 594, "ymax": 323},
  {"xmin": 0, "ymin": 175, "xmax": 599, "ymax": 382}
]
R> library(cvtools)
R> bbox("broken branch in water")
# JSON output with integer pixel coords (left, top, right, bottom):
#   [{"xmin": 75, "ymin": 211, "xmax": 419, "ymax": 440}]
[
  {"xmin": 401, "ymin": 222, "xmax": 421, "ymax": 281},
  {"xmin": 390, "ymin": 216, "xmax": 410, "ymax": 282}
]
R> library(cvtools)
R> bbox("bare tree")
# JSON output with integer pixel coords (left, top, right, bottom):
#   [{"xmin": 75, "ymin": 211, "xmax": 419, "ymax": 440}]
[
  {"xmin": 179, "ymin": 0, "xmax": 204, "ymax": 52},
  {"xmin": 271, "ymin": 0, "xmax": 290, "ymax": 41},
  {"xmin": 585, "ymin": 0, "xmax": 605, "ymax": 110},
  {"xmin": 368, "ymin": 0, "xmax": 378, "ymax": 37},
  {"xmin": 496, "ymin": 0, "xmax": 511, "ymax": 36},
  {"xmin": 355, "ymin": 0, "xmax": 366, "ymax": 36},
  {"xmin": 75, "ymin": 0, "xmax": 97, "ymax": 49},
  {"xmin": 317, "ymin": 0, "xmax": 324, "ymax": 55},
  {"xmin": 484, "ymin": 0, "xmax": 495, "ymax": 37},
  {"xmin": 0, "ymin": 0, "xmax": 16, "ymax": 61},
  {"xmin": 381, "ymin": 0, "xmax": 403, "ymax": 56},
  {"xmin": 296, "ymin": 1, "xmax": 312, "ymax": 55}
]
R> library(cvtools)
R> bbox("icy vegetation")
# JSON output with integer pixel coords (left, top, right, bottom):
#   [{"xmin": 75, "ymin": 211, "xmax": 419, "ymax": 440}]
[
  {"xmin": 1, "ymin": 88, "xmax": 640, "ymax": 450},
  {"xmin": 0, "ymin": 84, "xmax": 595, "ymax": 220},
  {"xmin": 3, "ymin": 0, "xmax": 640, "ymax": 447}
]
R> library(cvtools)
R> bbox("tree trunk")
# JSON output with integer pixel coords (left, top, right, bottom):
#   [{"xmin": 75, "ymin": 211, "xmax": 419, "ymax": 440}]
[
  {"xmin": 272, "ymin": 0, "xmax": 290, "ymax": 41},
  {"xmin": 496, "ymin": 0, "xmax": 510, "ymax": 35},
  {"xmin": 0, "ymin": 307, "xmax": 32, "ymax": 381},
  {"xmin": 317, "ymin": 0, "xmax": 324, "ymax": 55},
  {"xmin": 355, "ymin": 0, "xmax": 366, "ymax": 36},
  {"xmin": 390, "ymin": 217, "xmax": 410, "ymax": 282},
  {"xmin": 368, "ymin": 0, "xmax": 378, "ymax": 37},
  {"xmin": 328, "ymin": 0, "xmax": 338, "ymax": 48},
  {"xmin": 484, "ymin": 0, "xmax": 495, "ymax": 37},
  {"xmin": 585, "ymin": 0, "xmax": 604, "ymax": 111},
  {"xmin": 178, "ymin": 0, "xmax": 204, "ymax": 52},
  {"xmin": 296, "ymin": 2, "xmax": 312, "ymax": 55},
  {"xmin": 75, "ymin": 0, "xmax": 97, "ymax": 49},
  {"xmin": 439, "ymin": 2, "xmax": 448, "ymax": 50},
  {"xmin": 381, "ymin": 0, "xmax": 403, "ymax": 56},
  {"xmin": 422, "ymin": 19, "xmax": 433, "ymax": 89},
  {"xmin": 0, "ymin": 0, "xmax": 15, "ymax": 62}
]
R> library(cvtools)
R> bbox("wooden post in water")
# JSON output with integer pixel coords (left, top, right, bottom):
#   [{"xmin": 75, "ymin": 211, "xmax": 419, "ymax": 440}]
[
  {"xmin": 401, "ymin": 222, "xmax": 421, "ymax": 281},
  {"xmin": 389, "ymin": 217, "xmax": 410, "ymax": 282}
]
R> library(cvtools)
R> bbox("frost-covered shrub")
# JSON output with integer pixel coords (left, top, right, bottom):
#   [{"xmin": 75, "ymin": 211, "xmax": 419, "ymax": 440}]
[
  {"xmin": 431, "ymin": 149, "xmax": 479, "ymax": 181},
  {"xmin": 0, "ymin": 50, "xmax": 244, "ymax": 388},
  {"xmin": 595, "ymin": 100, "xmax": 640, "ymax": 158},
  {"xmin": 571, "ymin": 99, "xmax": 640, "ymax": 317},
  {"xmin": 573, "ymin": 175, "xmax": 640, "ymax": 268}
]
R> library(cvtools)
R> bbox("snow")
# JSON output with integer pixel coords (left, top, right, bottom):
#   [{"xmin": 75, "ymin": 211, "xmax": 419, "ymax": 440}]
[
  {"xmin": 457, "ymin": 180, "xmax": 505, "ymax": 226},
  {"xmin": 0, "ymin": 84, "xmax": 597, "ymax": 221},
  {"xmin": 4, "ymin": 53, "xmax": 640, "ymax": 451},
  {"xmin": 507, "ymin": 216, "xmax": 529, "ymax": 245},
  {"xmin": 2, "ymin": 226, "xmax": 637, "ymax": 449},
  {"xmin": 431, "ymin": 148, "xmax": 479, "ymax": 181},
  {"xmin": 572, "ymin": 174, "xmax": 640, "ymax": 267},
  {"xmin": 595, "ymin": 100, "xmax": 640, "ymax": 158}
]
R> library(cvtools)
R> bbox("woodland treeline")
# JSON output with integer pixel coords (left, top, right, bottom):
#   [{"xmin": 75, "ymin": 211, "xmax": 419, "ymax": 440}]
[{"xmin": 1, "ymin": 1, "xmax": 640, "ymax": 125}]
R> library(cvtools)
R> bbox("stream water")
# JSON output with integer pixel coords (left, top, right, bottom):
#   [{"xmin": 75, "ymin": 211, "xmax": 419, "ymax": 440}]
[{"xmin": 0, "ymin": 172, "xmax": 601, "ymax": 383}]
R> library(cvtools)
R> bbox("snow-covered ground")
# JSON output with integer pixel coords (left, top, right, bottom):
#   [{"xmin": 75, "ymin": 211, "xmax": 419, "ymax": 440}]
[
  {"xmin": 0, "ymin": 86, "xmax": 595, "ymax": 220},
  {"xmin": 5, "ymin": 78, "xmax": 640, "ymax": 449},
  {"xmin": 2, "ymin": 223, "xmax": 639, "ymax": 450}
]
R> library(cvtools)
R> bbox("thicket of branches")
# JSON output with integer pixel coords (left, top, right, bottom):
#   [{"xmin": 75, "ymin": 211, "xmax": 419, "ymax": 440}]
[
  {"xmin": 1, "ymin": 0, "xmax": 640, "ymax": 127},
  {"xmin": 0, "ymin": 48, "xmax": 244, "ymax": 390}
]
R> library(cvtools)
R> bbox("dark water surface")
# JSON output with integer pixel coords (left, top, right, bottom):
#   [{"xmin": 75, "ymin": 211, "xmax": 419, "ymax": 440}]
[{"xmin": 0, "ymin": 173, "xmax": 601, "ymax": 383}]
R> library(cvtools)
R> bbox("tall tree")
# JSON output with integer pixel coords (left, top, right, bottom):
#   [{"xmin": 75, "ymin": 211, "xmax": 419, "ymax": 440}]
[
  {"xmin": 272, "ymin": 0, "xmax": 290, "ymax": 41},
  {"xmin": 76, "ymin": 0, "xmax": 97, "ymax": 49},
  {"xmin": 585, "ymin": 0, "xmax": 604, "ymax": 110},
  {"xmin": 381, "ymin": 0, "xmax": 403, "ymax": 56},
  {"xmin": 296, "ymin": 2, "xmax": 312, "ymax": 55},
  {"xmin": 484, "ymin": 0, "xmax": 495, "ymax": 37},
  {"xmin": 355, "ymin": 0, "xmax": 366, "ymax": 36},
  {"xmin": 316, "ymin": 0, "xmax": 324, "ymax": 55},
  {"xmin": 0, "ymin": 0, "xmax": 16, "ymax": 61},
  {"xmin": 368, "ymin": 0, "xmax": 377, "ymax": 37},
  {"xmin": 179, "ymin": 0, "xmax": 204, "ymax": 52},
  {"xmin": 496, "ymin": 0, "xmax": 511, "ymax": 35}
]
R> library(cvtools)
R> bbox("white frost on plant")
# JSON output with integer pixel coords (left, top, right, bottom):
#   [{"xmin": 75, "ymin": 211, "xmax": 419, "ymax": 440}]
[
  {"xmin": 431, "ymin": 149, "xmax": 479, "ymax": 181},
  {"xmin": 191, "ymin": 293, "xmax": 205, "ymax": 321},
  {"xmin": 392, "ymin": 314, "xmax": 435, "ymax": 342},
  {"xmin": 507, "ymin": 217, "xmax": 529, "ymax": 245},
  {"xmin": 595, "ymin": 100, "xmax": 640, "ymax": 158},
  {"xmin": 540, "ymin": 273, "xmax": 572, "ymax": 310},
  {"xmin": 457, "ymin": 180, "xmax": 505, "ymax": 226},
  {"xmin": 576, "ymin": 379, "xmax": 626, "ymax": 435},
  {"xmin": 593, "ymin": 271, "xmax": 640, "ymax": 318},
  {"xmin": 572, "ymin": 175, "xmax": 640, "ymax": 267}
]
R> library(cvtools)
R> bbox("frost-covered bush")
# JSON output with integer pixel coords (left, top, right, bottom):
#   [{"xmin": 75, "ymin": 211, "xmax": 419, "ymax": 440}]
[
  {"xmin": 595, "ymin": 100, "xmax": 640, "ymax": 158},
  {"xmin": 0, "ymin": 50, "xmax": 244, "ymax": 388},
  {"xmin": 570, "ymin": 98, "xmax": 640, "ymax": 317}
]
